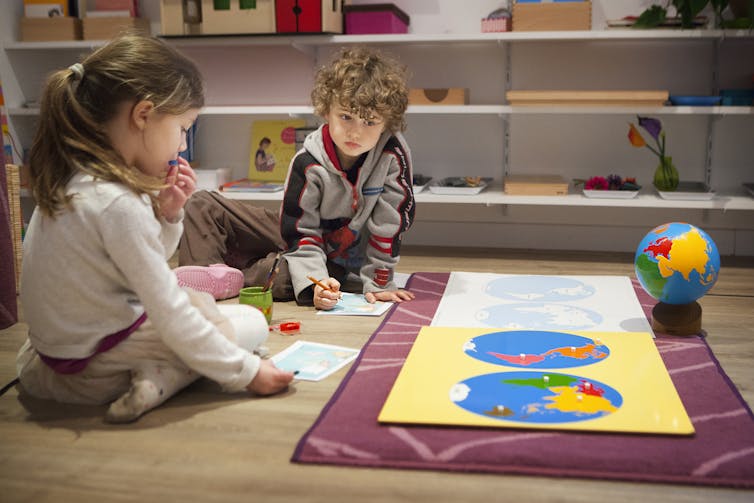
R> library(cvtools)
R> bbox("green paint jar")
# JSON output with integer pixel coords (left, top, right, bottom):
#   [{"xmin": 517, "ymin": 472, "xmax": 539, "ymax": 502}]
[{"xmin": 239, "ymin": 286, "xmax": 273, "ymax": 324}]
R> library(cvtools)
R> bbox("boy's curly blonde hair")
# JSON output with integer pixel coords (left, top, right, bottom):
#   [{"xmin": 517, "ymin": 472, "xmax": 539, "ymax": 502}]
[{"xmin": 311, "ymin": 47, "xmax": 409, "ymax": 133}]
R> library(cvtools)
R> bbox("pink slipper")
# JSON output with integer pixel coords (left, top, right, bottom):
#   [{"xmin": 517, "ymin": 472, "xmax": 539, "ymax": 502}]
[{"xmin": 174, "ymin": 264, "xmax": 244, "ymax": 300}]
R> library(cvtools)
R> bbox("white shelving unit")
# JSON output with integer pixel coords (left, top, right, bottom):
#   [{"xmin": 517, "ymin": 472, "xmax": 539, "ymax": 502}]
[{"xmin": 2, "ymin": 3, "xmax": 753, "ymax": 254}]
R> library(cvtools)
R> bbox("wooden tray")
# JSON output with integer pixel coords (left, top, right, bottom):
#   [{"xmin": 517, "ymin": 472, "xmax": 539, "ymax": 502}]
[
  {"xmin": 506, "ymin": 90, "xmax": 669, "ymax": 106},
  {"xmin": 504, "ymin": 174, "xmax": 569, "ymax": 195}
]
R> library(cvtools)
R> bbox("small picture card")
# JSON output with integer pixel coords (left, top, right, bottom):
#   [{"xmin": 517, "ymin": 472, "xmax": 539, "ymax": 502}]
[
  {"xmin": 271, "ymin": 341, "xmax": 360, "ymax": 381},
  {"xmin": 316, "ymin": 292, "xmax": 393, "ymax": 317}
]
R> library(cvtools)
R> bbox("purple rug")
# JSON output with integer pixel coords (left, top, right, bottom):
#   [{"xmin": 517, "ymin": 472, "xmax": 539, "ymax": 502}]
[{"xmin": 292, "ymin": 273, "xmax": 754, "ymax": 488}]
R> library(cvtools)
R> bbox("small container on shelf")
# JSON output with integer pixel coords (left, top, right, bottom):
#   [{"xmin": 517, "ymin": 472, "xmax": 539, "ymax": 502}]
[
  {"xmin": 720, "ymin": 89, "xmax": 754, "ymax": 106},
  {"xmin": 20, "ymin": 16, "xmax": 82, "ymax": 41},
  {"xmin": 656, "ymin": 181, "xmax": 715, "ymax": 201},
  {"xmin": 344, "ymin": 3, "xmax": 410, "ymax": 34},
  {"xmin": 582, "ymin": 189, "xmax": 639, "ymax": 199},
  {"xmin": 428, "ymin": 177, "xmax": 492, "ymax": 195},
  {"xmin": 668, "ymin": 95, "xmax": 722, "ymax": 106},
  {"xmin": 412, "ymin": 174, "xmax": 433, "ymax": 194},
  {"xmin": 512, "ymin": 0, "xmax": 591, "ymax": 32},
  {"xmin": 481, "ymin": 7, "xmax": 511, "ymax": 33},
  {"xmin": 83, "ymin": 16, "xmax": 150, "ymax": 40},
  {"xmin": 409, "ymin": 88, "xmax": 469, "ymax": 106},
  {"xmin": 503, "ymin": 174, "xmax": 568, "ymax": 196}
]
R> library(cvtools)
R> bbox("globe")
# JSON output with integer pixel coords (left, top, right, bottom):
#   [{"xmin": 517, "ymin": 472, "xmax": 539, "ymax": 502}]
[{"xmin": 634, "ymin": 222, "xmax": 720, "ymax": 306}]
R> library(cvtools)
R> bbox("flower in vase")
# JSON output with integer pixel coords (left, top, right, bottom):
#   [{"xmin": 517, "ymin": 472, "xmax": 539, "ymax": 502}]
[{"xmin": 627, "ymin": 116, "xmax": 679, "ymax": 191}]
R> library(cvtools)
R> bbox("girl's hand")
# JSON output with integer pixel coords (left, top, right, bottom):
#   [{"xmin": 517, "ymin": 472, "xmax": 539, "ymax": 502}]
[
  {"xmin": 159, "ymin": 157, "xmax": 196, "ymax": 222},
  {"xmin": 246, "ymin": 359, "xmax": 294, "ymax": 396},
  {"xmin": 365, "ymin": 289, "xmax": 415, "ymax": 304},
  {"xmin": 313, "ymin": 277, "xmax": 342, "ymax": 311}
]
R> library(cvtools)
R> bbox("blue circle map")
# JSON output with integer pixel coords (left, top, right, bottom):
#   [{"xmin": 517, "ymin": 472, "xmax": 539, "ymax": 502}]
[
  {"xmin": 475, "ymin": 303, "xmax": 604, "ymax": 331},
  {"xmin": 463, "ymin": 330, "xmax": 610, "ymax": 368},
  {"xmin": 450, "ymin": 371, "xmax": 623, "ymax": 424},
  {"xmin": 485, "ymin": 276, "xmax": 596, "ymax": 302}
]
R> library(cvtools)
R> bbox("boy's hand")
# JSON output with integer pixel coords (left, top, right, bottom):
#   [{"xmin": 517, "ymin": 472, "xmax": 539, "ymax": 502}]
[
  {"xmin": 365, "ymin": 289, "xmax": 415, "ymax": 304},
  {"xmin": 246, "ymin": 359, "xmax": 294, "ymax": 396},
  {"xmin": 313, "ymin": 277, "xmax": 342, "ymax": 311},
  {"xmin": 159, "ymin": 157, "xmax": 196, "ymax": 222}
]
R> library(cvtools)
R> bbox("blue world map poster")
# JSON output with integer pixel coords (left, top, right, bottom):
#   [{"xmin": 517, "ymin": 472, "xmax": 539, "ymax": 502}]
[{"xmin": 378, "ymin": 327, "xmax": 693, "ymax": 435}]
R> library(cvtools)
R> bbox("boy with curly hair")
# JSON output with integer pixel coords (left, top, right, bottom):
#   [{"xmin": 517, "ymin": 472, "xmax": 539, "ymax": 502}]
[{"xmin": 178, "ymin": 47, "xmax": 416, "ymax": 310}]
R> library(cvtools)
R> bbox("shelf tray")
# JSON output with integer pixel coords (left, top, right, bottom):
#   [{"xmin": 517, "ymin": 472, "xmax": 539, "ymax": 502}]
[
  {"xmin": 583, "ymin": 189, "xmax": 640, "ymax": 199},
  {"xmin": 657, "ymin": 182, "xmax": 715, "ymax": 200},
  {"xmin": 428, "ymin": 177, "xmax": 492, "ymax": 195}
]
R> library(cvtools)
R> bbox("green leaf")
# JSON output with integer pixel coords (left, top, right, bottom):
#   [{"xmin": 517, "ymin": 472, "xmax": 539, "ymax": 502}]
[
  {"xmin": 633, "ymin": 5, "xmax": 668, "ymax": 28},
  {"xmin": 672, "ymin": 0, "xmax": 709, "ymax": 28}
]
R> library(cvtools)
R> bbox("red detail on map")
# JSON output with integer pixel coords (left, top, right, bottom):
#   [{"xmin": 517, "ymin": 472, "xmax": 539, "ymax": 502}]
[
  {"xmin": 488, "ymin": 343, "xmax": 607, "ymax": 366},
  {"xmin": 644, "ymin": 237, "xmax": 673, "ymax": 259},
  {"xmin": 577, "ymin": 379, "xmax": 605, "ymax": 397},
  {"xmin": 488, "ymin": 352, "xmax": 545, "ymax": 365}
]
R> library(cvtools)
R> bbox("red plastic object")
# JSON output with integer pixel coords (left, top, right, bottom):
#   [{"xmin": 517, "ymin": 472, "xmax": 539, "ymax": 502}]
[{"xmin": 270, "ymin": 321, "xmax": 301, "ymax": 335}]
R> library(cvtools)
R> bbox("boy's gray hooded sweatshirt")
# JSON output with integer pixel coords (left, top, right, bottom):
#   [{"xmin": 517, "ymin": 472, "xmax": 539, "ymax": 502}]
[{"xmin": 280, "ymin": 124, "xmax": 415, "ymax": 303}]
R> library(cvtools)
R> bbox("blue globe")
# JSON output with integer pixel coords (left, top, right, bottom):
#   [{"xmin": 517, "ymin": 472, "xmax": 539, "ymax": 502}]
[{"xmin": 634, "ymin": 222, "xmax": 720, "ymax": 305}]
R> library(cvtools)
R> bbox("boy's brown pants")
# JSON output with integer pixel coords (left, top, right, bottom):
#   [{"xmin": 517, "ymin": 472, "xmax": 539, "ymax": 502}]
[{"xmin": 178, "ymin": 190, "xmax": 295, "ymax": 301}]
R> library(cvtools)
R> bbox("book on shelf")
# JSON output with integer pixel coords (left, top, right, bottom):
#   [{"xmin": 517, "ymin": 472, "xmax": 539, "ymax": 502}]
[
  {"xmin": 24, "ymin": 1, "xmax": 68, "ymax": 18},
  {"xmin": 248, "ymin": 119, "xmax": 306, "ymax": 182},
  {"xmin": 220, "ymin": 178, "xmax": 284, "ymax": 193}
]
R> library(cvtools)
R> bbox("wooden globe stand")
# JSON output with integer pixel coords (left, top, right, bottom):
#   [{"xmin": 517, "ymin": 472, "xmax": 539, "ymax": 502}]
[{"xmin": 651, "ymin": 301, "xmax": 702, "ymax": 336}]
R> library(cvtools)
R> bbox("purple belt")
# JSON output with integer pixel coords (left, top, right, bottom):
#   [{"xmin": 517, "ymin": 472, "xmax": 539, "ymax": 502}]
[{"xmin": 39, "ymin": 312, "xmax": 148, "ymax": 375}]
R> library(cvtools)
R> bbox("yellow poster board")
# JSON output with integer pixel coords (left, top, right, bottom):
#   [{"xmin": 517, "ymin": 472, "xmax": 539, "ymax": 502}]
[
  {"xmin": 248, "ymin": 119, "xmax": 306, "ymax": 182},
  {"xmin": 379, "ymin": 328, "xmax": 693, "ymax": 435}
]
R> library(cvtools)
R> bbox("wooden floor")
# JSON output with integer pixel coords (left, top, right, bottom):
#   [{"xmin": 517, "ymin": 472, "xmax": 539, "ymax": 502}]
[{"xmin": 1, "ymin": 247, "xmax": 753, "ymax": 502}]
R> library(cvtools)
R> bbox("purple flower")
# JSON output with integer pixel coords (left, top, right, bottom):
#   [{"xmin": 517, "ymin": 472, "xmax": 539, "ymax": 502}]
[
  {"xmin": 607, "ymin": 174, "xmax": 622, "ymax": 190},
  {"xmin": 637, "ymin": 116, "xmax": 662, "ymax": 142}
]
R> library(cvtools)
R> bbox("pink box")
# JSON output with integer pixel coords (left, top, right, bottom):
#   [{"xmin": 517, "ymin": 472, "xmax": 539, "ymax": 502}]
[
  {"xmin": 344, "ymin": 4, "xmax": 409, "ymax": 34},
  {"xmin": 94, "ymin": 0, "xmax": 138, "ymax": 16}
]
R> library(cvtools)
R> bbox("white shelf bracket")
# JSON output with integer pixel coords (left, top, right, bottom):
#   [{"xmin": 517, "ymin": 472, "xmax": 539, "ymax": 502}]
[
  {"xmin": 704, "ymin": 38, "xmax": 721, "ymax": 187},
  {"xmin": 502, "ymin": 40, "xmax": 512, "ymax": 178},
  {"xmin": 290, "ymin": 42, "xmax": 317, "ymax": 58}
]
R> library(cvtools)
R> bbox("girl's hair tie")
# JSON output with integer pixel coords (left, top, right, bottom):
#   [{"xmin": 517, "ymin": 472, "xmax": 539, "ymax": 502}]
[{"xmin": 68, "ymin": 63, "xmax": 85, "ymax": 81}]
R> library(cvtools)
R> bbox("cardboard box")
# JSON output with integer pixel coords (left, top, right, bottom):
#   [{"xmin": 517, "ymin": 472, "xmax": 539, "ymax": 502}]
[
  {"xmin": 95, "ymin": 0, "xmax": 139, "ymax": 17},
  {"xmin": 512, "ymin": 1, "xmax": 591, "ymax": 31},
  {"xmin": 20, "ymin": 16, "xmax": 82, "ymax": 41},
  {"xmin": 83, "ymin": 16, "xmax": 150, "ymax": 40},
  {"xmin": 344, "ymin": 3, "xmax": 409, "ymax": 34},
  {"xmin": 409, "ymin": 88, "xmax": 469, "ymax": 105},
  {"xmin": 503, "ymin": 174, "xmax": 569, "ymax": 195},
  {"xmin": 277, "ymin": 0, "xmax": 345, "ymax": 34},
  {"xmin": 159, "ymin": 0, "xmax": 184, "ymax": 36}
]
